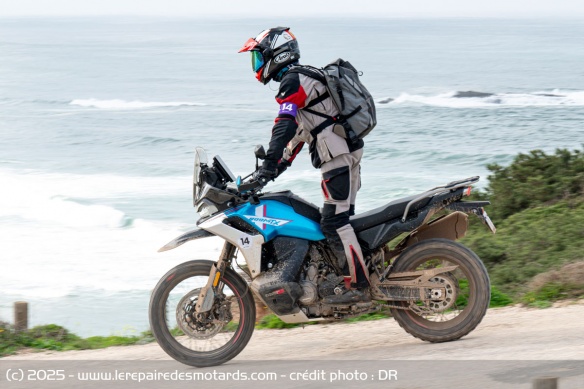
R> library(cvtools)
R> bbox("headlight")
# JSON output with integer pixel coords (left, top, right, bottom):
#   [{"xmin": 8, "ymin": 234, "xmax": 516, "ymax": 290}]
[
  {"xmin": 194, "ymin": 183, "xmax": 211, "ymax": 205},
  {"xmin": 196, "ymin": 199, "xmax": 219, "ymax": 218}
]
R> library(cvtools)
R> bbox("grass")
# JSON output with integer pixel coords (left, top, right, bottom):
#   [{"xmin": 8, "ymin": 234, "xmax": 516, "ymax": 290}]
[
  {"xmin": 461, "ymin": 148, "xmax": 584, "ymax": 301},
  {"xmin": 490, "ymin": 285, "xmax": 514, "ymax": 307},
  {"xmin": 521, "ymin": 268, "xmax": 584, "ymax": 308},
  {"xmin": 343, "ymin": 311, "xmax": 391, "ymax": 323},
  {"xmin": 463, "ymin": 201, "xmax": 584, "ymax": 293},
  {"xmin": 255, "ymin": 314, "xmax": 305, "ymax": 329},
  {"xmin": 256, "ymin": 310, "xmax": 394, "ymax": 329},
  {"xmin": 0, "ymin": 323, "xmax": 152, "ymax": 357},
  {"xmin": 453, "ymin": 279, "xmax": 513, "ymax": 309}
]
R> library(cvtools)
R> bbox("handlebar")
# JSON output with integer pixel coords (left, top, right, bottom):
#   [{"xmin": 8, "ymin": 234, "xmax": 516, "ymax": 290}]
[
  {"xmin": 236, "ymin": 169, "xmax": 265, "ymax": 196},
  {"xmin": 237, "ymin": 179, "xmax": 263, "ymax": 194}
]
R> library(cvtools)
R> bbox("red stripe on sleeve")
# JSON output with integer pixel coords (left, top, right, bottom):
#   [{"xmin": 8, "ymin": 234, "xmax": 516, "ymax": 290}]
[{"xmin": 276, "ymin": 85, "xmax": 307, "ymax": 109}]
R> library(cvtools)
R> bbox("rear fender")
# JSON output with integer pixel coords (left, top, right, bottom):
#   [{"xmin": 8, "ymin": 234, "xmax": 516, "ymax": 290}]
[
  {"xmin": 158, "ymin": 228, "xmax": 215, "ymax": 252},
  {"xmin": 386, "ymin": 211, "xmax": 468, "ymax": 259},
  {"xmin": 446, "ymin": 201, "xmax": 496, "ymax": 234},
  {"xmin": 445, "ymin": 200, "xmax": 491, "ymax": 213},
  {"xmin": 406, "ymin": 211, "xmax": 469, "ymax": 244}
]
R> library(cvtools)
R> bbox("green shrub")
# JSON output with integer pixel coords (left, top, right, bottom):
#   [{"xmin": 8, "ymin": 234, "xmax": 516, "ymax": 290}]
[
  {"xmin": 482, "ymin": 148, "xmax": 584, "ymax": 221},
  {"xmin": 462, "ymin": 148, "xmax": 584, "ymax": 300},
  {"xmin": 463, "ymin": 201, "xmax": 584, "ymax": 293}
]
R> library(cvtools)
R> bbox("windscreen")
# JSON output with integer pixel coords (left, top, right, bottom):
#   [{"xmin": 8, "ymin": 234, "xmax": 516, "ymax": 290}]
[{"xmin": 193, "ymin": 147, "xmax": 208, "ymax": 204}]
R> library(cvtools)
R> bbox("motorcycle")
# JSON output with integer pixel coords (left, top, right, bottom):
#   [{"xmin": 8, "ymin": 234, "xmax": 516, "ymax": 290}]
[{"xmin": 149, "ymin": 146, "xmax": 496, "ymax": 367}]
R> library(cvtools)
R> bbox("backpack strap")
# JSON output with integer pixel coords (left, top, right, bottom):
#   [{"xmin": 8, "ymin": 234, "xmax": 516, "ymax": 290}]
[
  {"xmin": 287, "ymin": 66, "xmax": 331, "ymax": 109},
  {"xmin": 286, "ymin": 66, "xmax": 337, "ymax": 137},
  {"xmin": 287, "ymin": 66, "xmax": 326, "ymax": 84},
  {"xmin": 309, "ymin": 116, "xmax": 338, "ymax": 138},
  {"xmin": 344, "ymin": 105, "xmax": 362, "ymax": 119},
  {"xmin": 304, "ymin": 91, "xmax": 330, "ymax": 109}
]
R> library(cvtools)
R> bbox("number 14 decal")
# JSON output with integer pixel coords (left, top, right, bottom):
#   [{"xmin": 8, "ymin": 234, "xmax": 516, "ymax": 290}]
[{"xmin": 239, "ymin": 235, "xmax": 251, "ymax": 248}]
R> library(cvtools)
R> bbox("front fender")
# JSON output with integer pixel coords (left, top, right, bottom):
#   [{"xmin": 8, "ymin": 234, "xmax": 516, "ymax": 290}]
[{"xmin": 158, "ymin": 228, "xmax": 215, "ymax": 252}]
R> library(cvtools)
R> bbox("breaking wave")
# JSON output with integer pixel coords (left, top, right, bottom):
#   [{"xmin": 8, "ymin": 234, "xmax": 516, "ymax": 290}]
[
  {"xmin": 0, "ymin": 168, "xmax": 190, "ymax": 228},
  {"xmin": 0, "ymin": 166, "xmax": 224, "ymax": 304},
  {"xmin": 70, "ymin": 98, "xmax": 206, "ymax": 109},
  {"xmin": 376, "ymin": 90, "xmax": 584, "ymax": 108}
]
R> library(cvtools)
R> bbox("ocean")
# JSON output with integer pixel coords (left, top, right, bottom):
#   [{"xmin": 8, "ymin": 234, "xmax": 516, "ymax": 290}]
[{"xmin": 1, "ymin": 17, "xmax": 583, "ymax": 336}]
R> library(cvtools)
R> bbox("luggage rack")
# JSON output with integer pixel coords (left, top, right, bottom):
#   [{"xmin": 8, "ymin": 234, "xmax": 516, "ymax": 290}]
[{"xmin": 401, "ymin": 176, "xmax": 479, "ymax": 222}]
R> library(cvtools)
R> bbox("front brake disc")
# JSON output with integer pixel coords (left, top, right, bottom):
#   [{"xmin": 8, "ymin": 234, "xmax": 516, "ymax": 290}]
[{"xmin": 176, "ymin": 288, "xmax": 223, "ymax": 340}]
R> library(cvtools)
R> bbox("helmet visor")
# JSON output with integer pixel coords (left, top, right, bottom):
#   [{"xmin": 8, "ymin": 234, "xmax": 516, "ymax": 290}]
[{"xmin": 251, "ymin": 51, "xmax": 265, "ymax": 72}]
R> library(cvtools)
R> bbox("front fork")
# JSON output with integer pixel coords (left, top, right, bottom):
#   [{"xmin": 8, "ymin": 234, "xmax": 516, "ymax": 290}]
[{"xmin": 194, "ymin": 242, "xmax": 237, "ymax": 315}]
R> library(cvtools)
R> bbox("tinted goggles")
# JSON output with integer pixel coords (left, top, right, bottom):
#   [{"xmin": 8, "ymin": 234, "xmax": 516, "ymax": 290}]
[{"xmin": 251, "ymin": 50, "xmax": 265, "ymax": 72}]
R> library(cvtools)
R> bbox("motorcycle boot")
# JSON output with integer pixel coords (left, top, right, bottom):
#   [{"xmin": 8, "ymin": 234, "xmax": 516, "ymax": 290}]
[
  {"xmin": 323, "ymin": 249, "xmax": 371, "ymax": 305},
  {"xmin": 319, "ymin": 150, "xmax": 371, "ymax": 289}
]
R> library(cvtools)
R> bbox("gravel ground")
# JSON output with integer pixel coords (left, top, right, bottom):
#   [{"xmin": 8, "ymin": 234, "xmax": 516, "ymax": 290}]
[{"xmin": 4, "ymin": 301, "xmax": 584, "ymax": 361}]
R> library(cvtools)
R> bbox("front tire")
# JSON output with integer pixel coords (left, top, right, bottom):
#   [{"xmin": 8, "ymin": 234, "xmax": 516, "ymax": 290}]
[
  {"xmin": 390, "ymin": 239, "xmax": 490, "ymax": 343},
  {"xmin": 149, "ymin": 260, "xmax": 256, "ymax": 367}
]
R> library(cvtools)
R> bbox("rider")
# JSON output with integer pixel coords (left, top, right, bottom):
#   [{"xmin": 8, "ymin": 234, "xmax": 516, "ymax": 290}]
[{"xmin": 239, "ymin": 27, "xmax": 370, "ymax": 303}]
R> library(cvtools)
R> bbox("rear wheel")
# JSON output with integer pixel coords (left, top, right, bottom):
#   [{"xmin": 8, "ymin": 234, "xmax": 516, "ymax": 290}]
[
  {"xmin": 389, "ymin": 239, "xmax": 490, "ymax": 342},
  {"xmin": 149, "ymin": 260, "xmax": 256, "ymax": 367}
]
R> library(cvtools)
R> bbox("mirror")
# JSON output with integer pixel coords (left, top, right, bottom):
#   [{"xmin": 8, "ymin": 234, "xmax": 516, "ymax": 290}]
[{"xmin": 254, "ymin": 145, "xmax": 266, "ymax": 160}]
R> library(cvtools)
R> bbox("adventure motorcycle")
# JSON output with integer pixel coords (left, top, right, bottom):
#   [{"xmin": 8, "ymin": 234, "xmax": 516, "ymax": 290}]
[{"xmin": 149, "ymin": 146, "xmax": 496, "ymax": 367}]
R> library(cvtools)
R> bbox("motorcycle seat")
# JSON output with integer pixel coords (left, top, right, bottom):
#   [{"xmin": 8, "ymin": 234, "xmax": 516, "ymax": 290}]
[
  {"xmin": 262, "ymin": 190, "xmax": 433, "ymax": 233},
  {"xmin": 350, "ymin": 193, "xmax": 432, "ymax": 233}
]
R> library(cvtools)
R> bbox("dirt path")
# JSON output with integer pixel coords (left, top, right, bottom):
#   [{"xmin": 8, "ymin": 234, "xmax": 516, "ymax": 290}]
[{"xmin": 5, "ymin": 302, "xmax": 584, "ymax": 361}]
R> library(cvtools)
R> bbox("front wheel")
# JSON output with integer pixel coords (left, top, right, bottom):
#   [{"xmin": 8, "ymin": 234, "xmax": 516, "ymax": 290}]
[
  {"xmin": 149, "ymin": 260, "xmax": 256, "ymax": 367},
  {"xmin": 390, "ymin": 239, "xmax": 490, "ymax": 343}
]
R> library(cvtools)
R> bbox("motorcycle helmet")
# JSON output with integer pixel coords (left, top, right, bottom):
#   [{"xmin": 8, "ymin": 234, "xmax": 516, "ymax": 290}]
[{"xmin": 238, "ymin": 27, "xmax": 300, "ymax": 84}]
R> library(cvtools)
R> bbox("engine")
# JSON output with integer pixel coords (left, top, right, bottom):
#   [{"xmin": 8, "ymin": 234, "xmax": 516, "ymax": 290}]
[
  {"xmin": 252, "ymin": 239, "xmax": 374, "ymax": 319},
  {"xmin": 297, "ymin": 245, "xmax": 345, "ymax": 316},
  {"xmin": 298, "ymin": 265, "xmax": 344, "ymax": 305}
]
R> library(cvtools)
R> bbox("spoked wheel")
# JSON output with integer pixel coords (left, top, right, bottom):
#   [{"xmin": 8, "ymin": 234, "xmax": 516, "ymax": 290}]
[
  {"xmin": 390, "ymin": 239, "xmax": 490, "ymax": 342},
  {"xmin": 149, "ymin": 260, "xmax": 256, "ymax": 367}
]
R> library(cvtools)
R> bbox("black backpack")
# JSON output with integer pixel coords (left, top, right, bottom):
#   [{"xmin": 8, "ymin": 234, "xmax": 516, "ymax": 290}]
[{"xmin": 289, "ymin": 59, "xmax": 377, "ymax": 143}]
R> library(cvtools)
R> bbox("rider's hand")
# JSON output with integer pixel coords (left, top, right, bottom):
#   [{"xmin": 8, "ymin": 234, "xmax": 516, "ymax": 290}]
[
  {"xmin": 276, "ymin": 160, "xmax": 291, "ymax": 178},
  {"xmin": 253, "ymin": 167, "xmax": 277, "ymax": 188}
]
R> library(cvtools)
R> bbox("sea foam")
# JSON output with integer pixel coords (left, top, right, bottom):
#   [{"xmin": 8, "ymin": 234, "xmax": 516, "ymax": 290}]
[
  {"xmin": 377, "ymin": 90, "xmax": 584, "ymax": 108},
  {"xmin": 70, "ymin": 98, "xmax": 206, "ymax": 109},
  {"xmin": 0, "ymin": 167, "xmax": 224, "ymax": 299}
]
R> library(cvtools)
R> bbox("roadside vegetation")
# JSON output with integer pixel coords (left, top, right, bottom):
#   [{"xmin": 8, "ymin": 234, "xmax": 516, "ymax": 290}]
[
  {"xmin": 463, "ymin": 147, "xmax": 584, "ymax": 307},
  {"xmin": 0, "ymin": 323, "xmax": 153, "ymax": 357},
  {"xmin": 2, "ymin": 148, "xmax": 582, "ymax": 355}
]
